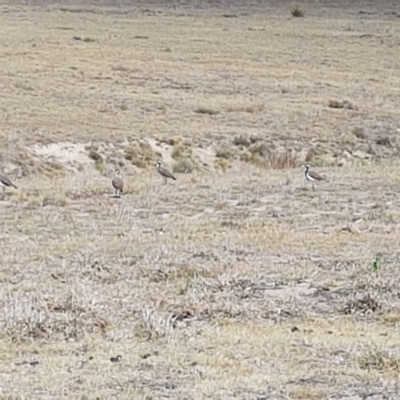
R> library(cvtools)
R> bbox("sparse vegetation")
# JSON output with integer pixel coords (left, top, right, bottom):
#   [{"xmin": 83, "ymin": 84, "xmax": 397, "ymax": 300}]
[
  {"xmin": 94, "ymin": 158, "xmax": 107, "ymax": 174},
  {"xmin": 232, "ymin": 134, "xmax": 252, "ymax": 148},
  {"xmin": 171, "ymin": 140, "xmax": 192, "ymax": 160},
  {"xmin": 266, "ymin": 148, "xmax": 299, "ymax": 169},
  {"xmin": 194, "ymin": 106, "xmax": 220, "ymax": 115},
  {"xmin": 170, "ymin": 141, "xmax": 197, "ymax": 173},
  {"xmin": 352, "ymin": 126, "xmax": 368, "ymax": 139},
  {"xmin": 241, "ymin": 141, "xmax": 268, "ymax": 166},
  {"xmin": 214, "ymin": 157, "xmax": 231, "ymax": 172},
  {"xmin": 328, "ymin": 99, "xmax": 356, "ymax": 110},
  {"xmin": 215, "ymin": 146, "xmax": 235, "ymax": 160},
  {"xmin": 172, "ymin": 157, "xmax": 197, "ymax": 173},
  {"xmin": 291, "ymin": 4, "xmax": 305, "ymax": 18},
  {"xmin": 370, "ymin": 252, "xmax": 384, "ymax": 275},
  {"xmin": 124, "ymin": 140, "xmax": 156, "ymax": 168},
  {"xmin": 239, "ymin": 142, "xmax": 298, "ymax": 169},
  {"xmin": 0, "ymin": 1, "xmax": 400, "ymax": 398},
  {"xmin": 358, "ymin": 349, "xmax": 400, "ymax": 372}
]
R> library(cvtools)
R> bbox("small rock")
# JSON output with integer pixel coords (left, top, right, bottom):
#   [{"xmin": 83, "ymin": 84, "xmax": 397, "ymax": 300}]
[
  {"xmin": 342, "ymin": 150, "xmax": 353, "ymax": 159},
  {"xmin": 375, "ymin": 137, "xmax": 392, "ymax": 147},
  {"xmin": 328, "ymin": 99, "xmax": 356, "ymax": 110},
  {"xmin": 352, "ymin": 126, "xmax": 368, "ymax": 139},
  {"xmin": 352, "ymin": 150, "xmax": 370, "ymax": 159}
]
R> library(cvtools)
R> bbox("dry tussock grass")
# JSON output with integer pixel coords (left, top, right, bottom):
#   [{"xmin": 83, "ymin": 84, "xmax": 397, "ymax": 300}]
[
  {"xmin": 1, "ymin": 161, "xmax": 400, "ymax": 397},
  {"xmin": 1, "ymin": 1, "xmax": 400, "ymax": 398}
]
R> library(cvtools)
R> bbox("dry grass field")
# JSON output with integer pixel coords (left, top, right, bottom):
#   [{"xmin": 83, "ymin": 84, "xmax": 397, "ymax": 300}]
[{"xmin": 1, "ymin": 0, "xmax": 400, "ymax": 398}]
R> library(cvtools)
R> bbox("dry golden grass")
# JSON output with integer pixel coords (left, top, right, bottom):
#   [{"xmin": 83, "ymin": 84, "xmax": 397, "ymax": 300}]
[{"xmin": 1, "ymin": 1, "xmax": 400, "ymax": 398}]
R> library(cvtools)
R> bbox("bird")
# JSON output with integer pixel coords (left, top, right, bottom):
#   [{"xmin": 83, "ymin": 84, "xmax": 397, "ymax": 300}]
[
  {"xmin": 303, "ymin": 164, "xmax": 326, "ymax": 190},
  {"xmin": 0, "ymin": 172, "xmax": 17, "ymax": 195},
  {"xmin": 112, "ymin": 169, "xmax": 124, "ymax": 197},
  {"xmin": 156, "ymin": 160, "xmax": 176, "ymax": 184}
]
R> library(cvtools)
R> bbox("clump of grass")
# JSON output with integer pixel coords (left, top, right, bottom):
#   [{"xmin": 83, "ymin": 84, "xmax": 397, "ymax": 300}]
[
  {"xmin": 240, "ymin": 142, "xmax": 298, "ymax": 169},
  {"xmin": 352, "ymin": 126, "xmax": 368, "ymax": 139},
  {"xmin": 214, "ymin": 158, "xmax": 231, "ymax": 172},
  {"xmin": 171, "ymin": 140, "xmax": 192, "ymax": 160},
  {"xmin": 1, "ymin": 290, "xmax": 109, "ymax": 343},
  {"xmin": 215, "ymin": 146, "xmax": 235, "ymax": 160},
  {"xmin": 240, "ymin": 143, "xmax": 265, "ymax": 166},
  {"xmin": 124, "ymin": 141, "xmax": 156, "ymax": 168},
  {"xmin": 170, "ymin": 140, "xmax": 197, "ymax": 173},
  {"xmin": 94, "ymin": 159, "xmax": 107, "ymax": 175},
  {"xmin": 342, "ymin": 293, "xmax": 380, "ymax": 315},
  {"xmin": 266, "ymin": 149, "xmax": 298, "ymax": 169},
  {"xmin": 195, "ymin": 106, "xmax": 219, "ymax": 115},
  {"xmin": 232, "ymin": 134, "xmax": 251, "ymax": 148},
  {"xmin": 138, "ymin": 306, "xmax": 175, "ymax": 340},
  {"xmin": 248, "ymin": 142, "xmax": 268, "ymax": 157},
  {"xmin": 358, "ymin": 349, "xmax": 400, "ymax": 372},
  {"xmin": 291, "ymin": 4, "xmax": 305, "ymax": 17},
  {"xmin": 1, "ymin": 293, "xmax": 50, "ymax": 343},
  {"xmin": 369, "ymin": 253, "xmax": 383, "ymax": 275},
  {"xmin": 240, "ymin": 151, "xmax": 259, "ymax": 165},
  {"xmin": 158, "ymin": 136, "xmax": 180, "ymax": 146},
  {"xmin": 173, "ymin": 158, "xmax": 197, "ymax": 174}
]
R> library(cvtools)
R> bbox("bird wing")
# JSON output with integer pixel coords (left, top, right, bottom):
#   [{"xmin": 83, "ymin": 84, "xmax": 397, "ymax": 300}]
[
  {"xmin": 160, "ymin": 167, "xmax": 176, "ymax": 180},
  {"xmin": 112, "ymin": 177, "xmax": 124, "ymax": 190},
  {"xmin": 0, "ymin": 174, "xmax": 16, "ymax": 188},
  {"xmin": 308, "ymin": 170, "xmax": 325, "ymax": 181}
]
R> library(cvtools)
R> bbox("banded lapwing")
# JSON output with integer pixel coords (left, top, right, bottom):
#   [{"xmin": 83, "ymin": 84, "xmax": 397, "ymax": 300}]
[
  {"xmin": 156, "ymin": 160, "xmax": 176, "ymax": 184},
  {"xmin": 112, "ymin": 169, "xmax": 124, "ymax": 197},
  {"xmin": 304, "ymin": 164, "xmax": 326, "ymax": 190}
]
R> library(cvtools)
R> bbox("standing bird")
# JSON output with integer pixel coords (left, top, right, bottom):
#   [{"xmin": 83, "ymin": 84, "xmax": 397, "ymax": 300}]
[
  {"xmin": 112, "ymin": 169, "xmax": 124, "ymax": 197},
  {"xmin": 0, "ymin": 172, "xmax": 17, "ymax": 196},
  {"xmin": 304, "ymin": 164, "xmax": 326, "ymax": 190},
  {"xmin": 156, "ymin": 160, "xmax": 176, "ymax": 184}
]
